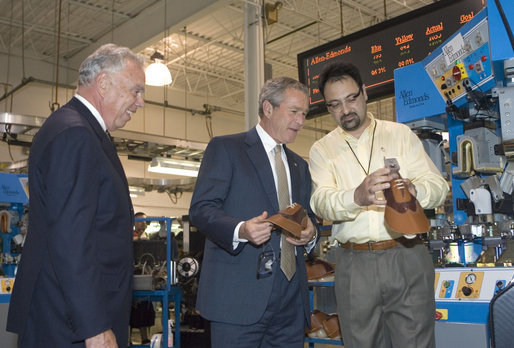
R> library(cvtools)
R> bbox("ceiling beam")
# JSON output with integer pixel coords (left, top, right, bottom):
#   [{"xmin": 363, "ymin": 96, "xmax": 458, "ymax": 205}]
[
  {"xmin": 0, "ymin": 17, "xmax": 92, "ymax": 45},
  {"xmin": 68, "ymin": 0, "xmax": 132, "ymax": 20}
]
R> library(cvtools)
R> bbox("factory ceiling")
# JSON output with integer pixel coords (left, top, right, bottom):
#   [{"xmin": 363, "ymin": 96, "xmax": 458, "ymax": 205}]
[
  {"xmin": 0, "ymin": 0, "xmax": 432, "ymax": 107},
  {"xmin": 0, "ymin": 0, "xmax": 432, "ymax": 192}
]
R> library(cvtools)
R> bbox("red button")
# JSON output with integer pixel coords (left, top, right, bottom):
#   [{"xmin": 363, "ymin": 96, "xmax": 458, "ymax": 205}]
[
  {"xmin": 481, "ymin": 56, "xmax": 487, "ymax": 62},
  {"xmin": 469, "ymin": 64, "xmax": 474, "ymax": 70},
  {"xmin": 441, "ymin": 75, "xmax": 445, "ymax": 81}
]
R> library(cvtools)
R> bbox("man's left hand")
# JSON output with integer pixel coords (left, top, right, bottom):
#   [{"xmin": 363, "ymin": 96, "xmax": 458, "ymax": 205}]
[
  {"xmin": 286, "ymin": 218, "xmax": 317, "ymax": 246},
  {"xmin": 402, "ymin": 178, "xmax": 417, "ymax": 197}
]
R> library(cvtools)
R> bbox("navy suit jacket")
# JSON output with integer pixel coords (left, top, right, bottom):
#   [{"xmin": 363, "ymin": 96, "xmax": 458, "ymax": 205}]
[
  {"xmin": 189, "ymin": 127, "xmax": 316, "ymax": 325},
  {"xmin": 7, "ymin": 97, "xmax": 134, "ymax": 347}
]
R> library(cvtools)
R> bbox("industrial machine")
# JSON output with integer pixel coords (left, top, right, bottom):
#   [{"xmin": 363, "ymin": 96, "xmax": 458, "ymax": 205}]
[
  {"xmin": 0, "ymin": 172, "xmax": 29, "ymax": 348},
  {"xmin": 0, "ymin": 173, "xmax": 29, "ymax": 283},
  {"xmin": 394, "ymin": 1, "xmax": 514, "ymax": 347}
]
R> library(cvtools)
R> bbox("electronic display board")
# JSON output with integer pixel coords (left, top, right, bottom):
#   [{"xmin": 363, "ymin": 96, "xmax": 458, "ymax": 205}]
[{"xmin": 297, "ymin": 0, "xmax": 486, "ymax": 118}]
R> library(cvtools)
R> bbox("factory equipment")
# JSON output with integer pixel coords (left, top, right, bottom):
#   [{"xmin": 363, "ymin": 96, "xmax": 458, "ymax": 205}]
[
  {"xmin": 132, "ymin": 216, "xmax": 182, "ymax": 348},
  {"xmin": 434, "ymin": 267, "xmax": 514, "ymax": 347},
  {"xmin": 0, "ymin": 173, "xmax": 28, "ymax": 281},
  {"xmin": 0, "ymin": 173, "xmax": 29, "ymax": 348},
  {"xmin": 394, "ymin": 1, "xmax": 514, "ymax": 347}
]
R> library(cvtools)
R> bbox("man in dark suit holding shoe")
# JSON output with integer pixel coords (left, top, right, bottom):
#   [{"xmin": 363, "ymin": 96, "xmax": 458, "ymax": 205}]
[
  {"xmin": 7, "ymin": 43, "xmax": 145, "ymax": 348},
  {"xmin": 189, "ymin": 76, "xmax": 318, "ymax": 348}
]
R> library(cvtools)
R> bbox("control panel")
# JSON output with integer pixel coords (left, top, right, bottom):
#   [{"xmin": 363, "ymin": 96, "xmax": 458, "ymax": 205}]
[
  {"xmin": 435, "ymin": 267, "xmax": 514, "ymax": 325},
  {"xmin": 0, "ymin": 278, "xmax": 14, "ymax": 294},
  {"xmin": 456, "ymin": 271, "xmax": 484, "ymax": 299},
  {"xmin": 435, "ymin": 267, "xmax": 512, "ymax": 301},
  {"xmin": 394, "ymin": 7, "xmax": 500, "ymax": 123},
  {"xmin": 424, "ymin": 16, "xmax": 493, "ymax": 105},
  {"xmin": 439, "ymin": 280, "xmax": 455, "ymax": 299}
]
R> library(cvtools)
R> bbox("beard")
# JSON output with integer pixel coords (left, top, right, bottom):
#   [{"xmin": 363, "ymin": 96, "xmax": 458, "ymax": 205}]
[{"xmin": 339, "ymin": 112, "xmax": 361, "ymax": 131}]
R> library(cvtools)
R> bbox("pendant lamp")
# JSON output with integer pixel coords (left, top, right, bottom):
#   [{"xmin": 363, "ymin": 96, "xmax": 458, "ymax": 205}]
[{"xmin": 145, "ymin": 51, "xmax": 172, "ymax": 86}]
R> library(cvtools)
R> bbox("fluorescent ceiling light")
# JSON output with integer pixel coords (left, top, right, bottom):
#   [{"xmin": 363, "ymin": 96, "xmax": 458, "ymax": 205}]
[
  {"xmin": 129, "ymin": 186, "xmax": 145, "ymax": 198},
  {"xmin": 148, "ymin": 157, "xmax": 200, "ymax": 177}
]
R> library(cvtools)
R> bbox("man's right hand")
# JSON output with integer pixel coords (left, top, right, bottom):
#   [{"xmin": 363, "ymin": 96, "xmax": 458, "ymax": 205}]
[
  {"xmin": 354, "ymin": 167, "xmax": 392, "ymax": 207},
  {"xmin": 239, "ymin": 211, "xmax": 273, "ymax": 245},
  {"xmin": 85, "ymin": 329, "xmax": 118, "ymax": 348}
]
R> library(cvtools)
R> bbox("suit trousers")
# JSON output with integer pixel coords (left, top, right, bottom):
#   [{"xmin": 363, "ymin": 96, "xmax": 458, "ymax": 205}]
[
  {"xmin": 334, "ymin": 241, "xmax": 435, "ymax": 348},
  {"xmin": 210, "ymin": 263, "xmax": 304, "ymax": 348},
  {"xmin": 17, "ymin": 266, "xmax": 130, "ymax": 348}
]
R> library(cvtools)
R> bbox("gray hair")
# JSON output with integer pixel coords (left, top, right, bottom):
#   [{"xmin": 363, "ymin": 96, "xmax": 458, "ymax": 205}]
[
  {"xmin": 78, "ymin": 43, "xmax": 144, "ymax": 87},
  {"xmin": 258, "ymin": 76, "xmax": 308, "ymax": 117}
]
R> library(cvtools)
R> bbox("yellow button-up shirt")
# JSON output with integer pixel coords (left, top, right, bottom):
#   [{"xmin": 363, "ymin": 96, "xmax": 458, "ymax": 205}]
[{"xmin": 309, "ymin": 113, "xmax": 449, "ymax": 244}]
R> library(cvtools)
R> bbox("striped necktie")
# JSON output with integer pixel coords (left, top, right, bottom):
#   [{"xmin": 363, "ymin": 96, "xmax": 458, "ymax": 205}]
[{"xmin": 274, "ymin": 145, "xmax": 296, "ymax": 281}]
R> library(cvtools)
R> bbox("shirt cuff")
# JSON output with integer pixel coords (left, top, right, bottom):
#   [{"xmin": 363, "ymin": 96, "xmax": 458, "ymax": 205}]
[
  {"xmin": 304, "ymin": 236, "xmax": 316, "ymax": 253},
  {"xmin": 414, "ymin": 183, "xmax": 427, "ymax": 207},
  {"xmin": 233, "ymin": 221, "xmax": 248, "ymax": 250}
]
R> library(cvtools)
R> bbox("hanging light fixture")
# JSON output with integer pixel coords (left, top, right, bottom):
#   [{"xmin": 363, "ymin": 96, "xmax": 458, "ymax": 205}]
[
  {"xmin": 145, "ymin": 0, "xmax": 172, "ymax": 86},
  {"xmin": 145, "ymin": 51, "xmax": 172, "ymax": 86}
]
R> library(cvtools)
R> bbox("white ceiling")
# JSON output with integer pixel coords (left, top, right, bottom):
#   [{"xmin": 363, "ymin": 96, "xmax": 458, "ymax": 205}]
[{"xmin": 0, "ymin": 0, "xmax": 433, "ymax": 107}]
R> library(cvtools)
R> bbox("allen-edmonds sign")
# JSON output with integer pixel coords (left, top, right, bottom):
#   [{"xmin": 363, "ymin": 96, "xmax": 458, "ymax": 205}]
[
  {"xmin": 0, "ymin": 173, "xmax": 28, "ymax": 204},
  {"xmin": 297, "ymin": 0, "xmax": 485, "ymax": 119}
]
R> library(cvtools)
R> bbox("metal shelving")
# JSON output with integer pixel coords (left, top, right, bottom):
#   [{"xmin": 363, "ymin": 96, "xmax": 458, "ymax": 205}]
[{"xmin": 131, "ymin": 217, "xmax": 182, "ymax": 348}]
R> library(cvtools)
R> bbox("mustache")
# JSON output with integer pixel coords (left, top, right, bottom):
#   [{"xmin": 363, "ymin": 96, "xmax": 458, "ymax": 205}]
[
  {"xmin": 340, "ymin": 112, "xmax": 357, "ymax": 121},
  {"xmin": 339, "ymin": 112, "xmax": 361, "ymax": 131}
]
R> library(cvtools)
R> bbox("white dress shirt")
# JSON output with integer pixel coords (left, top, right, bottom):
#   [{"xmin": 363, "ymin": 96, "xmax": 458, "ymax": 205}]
[{"xmin": 74, "ymin": 94, "xmax": 107, "ymax": 132}]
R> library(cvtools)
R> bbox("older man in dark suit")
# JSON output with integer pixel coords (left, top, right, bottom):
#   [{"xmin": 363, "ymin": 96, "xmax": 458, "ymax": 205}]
[
  {"xmin": 7, "ymin": 43, "xmax": 145, "ymax": 348},
  {"xmin": 189, "ymin": 77, "xmax": 318, "ymax": 348}
]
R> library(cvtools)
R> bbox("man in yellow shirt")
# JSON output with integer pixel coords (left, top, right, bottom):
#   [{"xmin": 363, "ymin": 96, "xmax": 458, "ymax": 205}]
[{"xmin": 309, "ymin": 62, "xmax": 449, "ymax": 348}]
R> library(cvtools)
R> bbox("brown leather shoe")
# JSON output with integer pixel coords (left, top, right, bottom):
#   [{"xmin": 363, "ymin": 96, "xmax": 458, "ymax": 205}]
[
  {"xmin": 322, "ymin": 314, "xmax": 341, "ymax": 339},
  {"xmin": 383, "ymin": 178, "xmax": 430, "ymax": 234},
  {"xmin": 383, "ymin": 158, "xmax": 430, "ymax": 235},
  {"xmin": 265, "ymin": 203, "xmax": 308, "ymax": 238},
  {"xmin": 305, "ymin": 310, "xmax": 329, "ymax": 338},
  {"xmin": 305, "ymin": 258, "xmax": 335, "ymax": 281}
]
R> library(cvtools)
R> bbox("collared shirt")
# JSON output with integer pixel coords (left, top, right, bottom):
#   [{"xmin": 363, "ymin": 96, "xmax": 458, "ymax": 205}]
[
  {"xmin": 74, "ymin": 94, "xmax": 107, "ymax": 132},
  {"xmin": 309, "ymin": 113, "xmax": 449, "ymax": 244},
  {"xmin": 233, "ymin": 124, "xmax": 292, "ymax": 246},
  {"xmin": 256, "ymin": 123, "xmax": 293, "ymax": 198}
]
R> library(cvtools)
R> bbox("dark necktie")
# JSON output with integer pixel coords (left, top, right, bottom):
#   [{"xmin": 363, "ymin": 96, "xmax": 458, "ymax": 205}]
[
  {"xmin": 106, "ymin": 130, "xmax": 113, "ymax": 142},
  {"xmin": 274, "ymin": 145, "xmax": 296, "ymax": 280}
]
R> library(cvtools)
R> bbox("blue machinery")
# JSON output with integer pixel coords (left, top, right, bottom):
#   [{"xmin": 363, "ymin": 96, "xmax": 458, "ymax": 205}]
[
  {"xmin": 0, "ymin": 173, "xmax": 28, "ymax": 302},
  {"xmin": 132, "ymin": 216, "xmax": 181, "ymax": 348},
  {"xmin": 0, "ymin": 173, "xmax": 29, "ymax": 347},
  {"xmin": 394, "ymin": 1, "xmax": 514, "ymax": 347},
  {"xmin": 0, "ymin": 186, "xmax": 182, "ymax": 347}
]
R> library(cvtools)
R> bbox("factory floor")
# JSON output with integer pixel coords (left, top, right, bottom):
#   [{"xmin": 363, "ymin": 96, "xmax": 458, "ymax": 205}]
[
  {"xmin": 130, "ymin": 304, "xmax": 210, "ymax": 348},
  {"xmin": 129, "ymin": 318, "xmax": 162, "ymax": 346},
  {"xmin": 129, "ymin": 305, "xmax": 343, "ymax": 347}
]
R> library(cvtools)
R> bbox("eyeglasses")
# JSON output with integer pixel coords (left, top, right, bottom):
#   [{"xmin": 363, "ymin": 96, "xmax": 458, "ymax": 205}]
[{"xmin": 325, "ymin": 89, "xmax": 362, "ymax": 113}]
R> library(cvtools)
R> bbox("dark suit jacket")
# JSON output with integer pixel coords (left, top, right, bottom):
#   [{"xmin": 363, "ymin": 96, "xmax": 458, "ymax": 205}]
[
  {"xmin": 6, "ymin": 97, "xmax": 134, "ymax": 347},
  {"xmin": 189, "ymin": 127, "xmax": 316, "ymax": 326}
]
